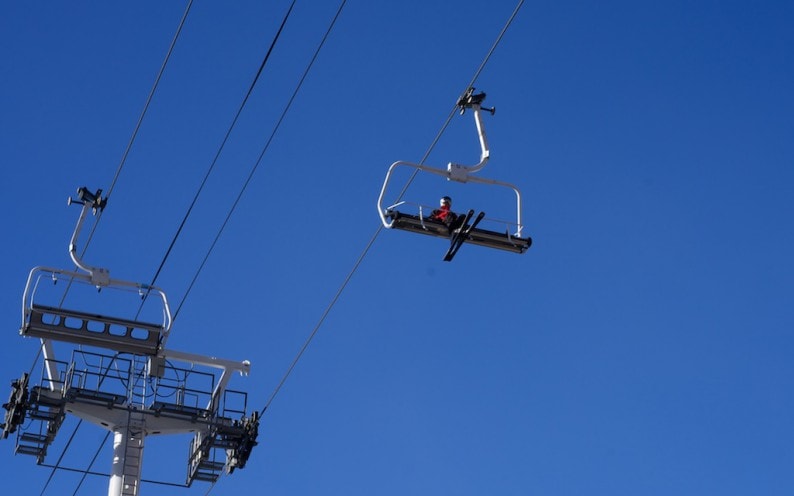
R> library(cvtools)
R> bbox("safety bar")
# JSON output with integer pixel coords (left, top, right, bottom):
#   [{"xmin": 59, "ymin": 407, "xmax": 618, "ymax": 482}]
[{"xmin": 21, "ymin": 266, "xmax": 173, "ymax": 340}]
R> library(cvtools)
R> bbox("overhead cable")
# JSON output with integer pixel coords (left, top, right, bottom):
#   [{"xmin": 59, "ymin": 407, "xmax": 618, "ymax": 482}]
[
  {"xmin": 36, "ymin": 1, "xmax": 195, "ymax": 494},
  {"xmin": 258, "ymin": 0, "xmax": 525, "ymax": 418},
  {"xmin": 143, "ymin": 0, "xmax": 297, "ymax": 311},
  {"xmin": 174, "ymin": 0, "xmax": 341, "ymax": 321}
]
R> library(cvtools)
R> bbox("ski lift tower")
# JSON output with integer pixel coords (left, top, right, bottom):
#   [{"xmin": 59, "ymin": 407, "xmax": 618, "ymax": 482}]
[{"xmin": 1, "ymin": 187, "xmax": 260, "ymax": 495}]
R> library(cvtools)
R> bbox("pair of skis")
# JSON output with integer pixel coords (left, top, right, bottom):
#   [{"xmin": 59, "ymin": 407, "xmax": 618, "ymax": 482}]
[{"xmin": 443, "ymin": 210, "xmax": 485, "ymax": 261}]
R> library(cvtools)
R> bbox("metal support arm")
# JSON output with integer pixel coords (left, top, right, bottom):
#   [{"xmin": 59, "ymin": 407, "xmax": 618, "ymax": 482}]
[{"xmin": 67, "ymin": 187, "xmax": 110, "ymax": 287}]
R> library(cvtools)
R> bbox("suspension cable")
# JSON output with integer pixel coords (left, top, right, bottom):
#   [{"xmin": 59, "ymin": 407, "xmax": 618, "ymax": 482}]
[
  {"xmin": 107, "ymin": 0, "xmax": 196, "ymax": 202},
  {"xmin": 36, "ymin": 2, "xmax": 195, "ymax": 494},
  {"xmin": 38, "ymin": 463, "xmax": 189, "ymax": 489},
  {"xmin": 395, "ymin": 0, "xmax": 525, "ymax": 202},
  {"xmin": 69, "ymin": 432, "xmax": 110, "ymax": 496},
  {"xmin": 72, "ymin": 0, "xmax": 195, "ymax": 262},
  {"xmin": 199, "ymin": 2, "xmax": 349, "ymax": 495},
  {"xmin": 258, "ymin": 0, "xmax": 525, "ymax": 418},
  {"xmin": 59, "ymin": 1, "xmax": 301, "ymax": 493},
  {"xmin": 141, "ymin": 0, "xmax": 296, "ymax": 316},
  {"xmin": 37, "ymin": 1, "xmax": 523, "ymax": 494},
  {"xmin": 174, "ymin": 0, "xmax": 345, "ymax": 321},
  {"xmin": 38, "ymin": 419, "xmax": 85, "ymax": 495},
  {"xmin": 261, "ymin": 225, "xmax": 379, "ymax": 416}
]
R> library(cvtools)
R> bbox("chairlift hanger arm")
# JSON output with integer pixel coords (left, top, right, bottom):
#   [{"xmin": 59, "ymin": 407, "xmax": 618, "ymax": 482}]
[
  {"xmin": 67, "ymin": 187, "xmax": 110, "ymax": 286},
  {"xmin": 448, "ymin": 88, "xmax": 495, "ymax": 176}
]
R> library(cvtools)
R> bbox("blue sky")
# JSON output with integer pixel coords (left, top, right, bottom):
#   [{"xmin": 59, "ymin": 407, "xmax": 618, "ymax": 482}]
[{"xmin": 1, "ymin": 1, "xmax": 793, "ymax": 495}]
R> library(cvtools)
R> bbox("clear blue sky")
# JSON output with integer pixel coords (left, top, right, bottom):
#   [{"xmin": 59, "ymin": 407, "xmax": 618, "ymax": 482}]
[{"xmin": 2, "ymin": 1, "xmax": 793, "ymax": 495}]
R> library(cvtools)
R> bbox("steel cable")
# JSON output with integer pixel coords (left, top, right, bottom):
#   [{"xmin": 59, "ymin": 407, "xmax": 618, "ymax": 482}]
[
  {"xmin": 35, "ymin": 1, "xmax": 195, "ymax": 494},
  {"xmin": 257, "ymin": 0, "xmax": 525, "ymax": 425}
]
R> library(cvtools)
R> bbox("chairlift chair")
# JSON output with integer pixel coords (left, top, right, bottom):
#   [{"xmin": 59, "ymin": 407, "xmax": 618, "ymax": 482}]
[
  {"xmin": 377, "ymin": 89, "xmax": 532, "ymax": 260},
  {"xmin": 20, "ymin": 187, "xmax": 173, "ymax": 356}
]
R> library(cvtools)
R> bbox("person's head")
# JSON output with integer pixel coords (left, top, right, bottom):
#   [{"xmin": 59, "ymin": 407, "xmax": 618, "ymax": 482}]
[{"xmin": 440, "ymin": 196, "xmax": 452, "ymax": 207}]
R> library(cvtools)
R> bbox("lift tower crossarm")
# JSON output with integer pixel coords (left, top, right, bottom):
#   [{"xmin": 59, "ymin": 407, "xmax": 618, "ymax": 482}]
[{"xmin": 158, "ymin": 349, "xmax": 251, "ymax": 411}]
